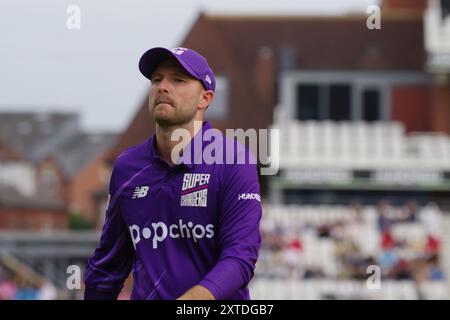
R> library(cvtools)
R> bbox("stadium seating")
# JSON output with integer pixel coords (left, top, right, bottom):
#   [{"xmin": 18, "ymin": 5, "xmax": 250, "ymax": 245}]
[{"xmin": 251, "ymin": 203, "xmax": 449, "ymax": 299}]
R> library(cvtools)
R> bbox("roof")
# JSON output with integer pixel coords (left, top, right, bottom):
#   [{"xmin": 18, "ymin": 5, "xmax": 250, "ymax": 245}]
[
  {"xmin": 55, "ymin": 132, "xmax": 118, "ymax": 178},
  {"xmin": 0, "ymin": 138, "xmax": 23, "ymax": 161},
  {"xmin": 0, "ymin": 112, "xmax": 118, "ymax": 178},
  {"xmin": 0, "ymin": 112, "xmax": 80, "ymax": 161},
  {"xmin": 190, "ymin": 13, "xmax": 425, "ymax": 72}
]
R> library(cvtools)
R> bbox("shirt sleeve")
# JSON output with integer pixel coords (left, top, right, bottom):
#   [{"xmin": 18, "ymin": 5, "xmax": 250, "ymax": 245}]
[
  {"xmin": 199, "ymin": 146, "xmax": 262, "ymax": 300},
  {"xmin": 84, "ymin": 164, "xmax": 135, "ymax": 300}
]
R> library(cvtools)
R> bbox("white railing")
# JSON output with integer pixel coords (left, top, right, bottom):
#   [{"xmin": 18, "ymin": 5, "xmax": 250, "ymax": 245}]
[{"xmin": 272, "ymin": 121, "xmax": 450, "ymax": 169}]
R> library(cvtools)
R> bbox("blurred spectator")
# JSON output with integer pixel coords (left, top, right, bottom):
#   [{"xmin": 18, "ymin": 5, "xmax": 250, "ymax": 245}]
[
  {"xmin": 391, "ymin": 258, "xmax": 413, "ymax": 280},
  {"xmin": 378, "ymin": 248, "xmax": 399, "ymax": 277},
  {"xmin": 377, "ymin": 200, "xmax": 393, "ymax": 232},
  {"xmin": 427, "ymin": 254, "xmax": 445, "ymax": 281},
  {"xmin": 303, "ymin": 267, "xmax": 325, "ymax": 279},
  {"xmin": 0, "ymin": 275, "xmax": 17, "ymax": 300},
  {"xmin": 350, "ymin": 201, "xmax": 364, "ymax": 224},
  {"xmin": 256, "ymin": 201, "xmax": 445, "ymax": 287},
  {"xmin": 282, "ymin": 237, "xmax": 303, "ymax": 279},
  {"xmin": 402, "ymin": 201, "xmax": 418, "ymax": 223},
  {"xmin": 381, "ymin": 230, "xmax": 395, "ymax": 250},
  {"xmin": 261, "ymin": 216, "xmax": 284, "ymax": 251},
  {"xmin": 318, "ymin": 224, "xmax": 331, "ymax": 238},
  {"xmin": 14, "ymin": 279, "xmax": 38, "ymax": 300},
  {"xmin": 37, "ymin": 280, "xmax": 57, "ymax": 300},
  {"xmin": 419, "ymin": 202, "xmax": 442, "ymax": 236},
  {"xmin": 425, "ymin": 234, "xmax": 441, "ymax": 256}
]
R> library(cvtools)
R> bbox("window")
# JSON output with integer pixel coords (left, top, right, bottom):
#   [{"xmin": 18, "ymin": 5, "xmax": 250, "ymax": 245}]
[
  {"xmin": 286, "ymin": 71, "xmax": 431, "ymax": 124},
  {"xmin": 207, "ymin": 76, "xmax": 229, "ymax": 120},
  {"xmin": 442, "ymin": 0, "xmax": 450, "ymax": 19},
  {"xmin": 329, "ymin": 84, "xmax": 351, "ymax": 121},
  {"xmin": 362, "ymin": 89, "xmax": 381, "ymax": 122},
  {"xmin": 295, "ymin": 82, "xmax": 383, "ymax": 122},
  {"xmin": 40, "ymin": 167, "xmax": 57, "ymax": 196},
  {"xmin": 296, "ymin": 85, "xmax": 319, "ymax": 120},
  {"xmin": 296, "ymin": 83, "xmax": 352, "ymax": 121}
]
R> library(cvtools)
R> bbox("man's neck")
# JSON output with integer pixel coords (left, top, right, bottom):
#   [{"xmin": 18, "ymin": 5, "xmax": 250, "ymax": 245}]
[{"xmin": 155, "ymin": 119, "xmax": 204, "ymax": 166}]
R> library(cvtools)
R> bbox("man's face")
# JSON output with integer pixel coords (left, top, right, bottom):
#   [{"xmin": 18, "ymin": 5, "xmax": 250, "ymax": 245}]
[{"xmin": 149, "ymin": 58, "xmax": 205, "ymax": 127}]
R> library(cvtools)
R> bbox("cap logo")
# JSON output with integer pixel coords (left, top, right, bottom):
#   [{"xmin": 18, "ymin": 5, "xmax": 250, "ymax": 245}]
[
  {"xmin": 172, "ymin": 47, "xmax": 188, "ymax": 55},
  {"xmin": 205, "ymin": 75, "xmax": 211, "ymax": 85}
]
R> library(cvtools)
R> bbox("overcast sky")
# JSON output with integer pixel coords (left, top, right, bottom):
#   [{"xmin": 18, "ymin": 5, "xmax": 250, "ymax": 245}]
[{"xmin": 0, "ymin": 0, "xmax": 381, "ymax": 132}]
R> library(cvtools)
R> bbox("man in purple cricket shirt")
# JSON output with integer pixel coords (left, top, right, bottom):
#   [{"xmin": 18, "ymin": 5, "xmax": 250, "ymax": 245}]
[{"xmin": 84, "ymin": 47, "xmax": 262, "ymax": 300}]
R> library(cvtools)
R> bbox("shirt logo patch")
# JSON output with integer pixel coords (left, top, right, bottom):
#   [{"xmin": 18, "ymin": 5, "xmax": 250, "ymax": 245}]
[
  {"xmin": 132, "ymin": 186, "xmax": 149, "ymax": 199},
  {"xmin": 238, "ymin": 193, "xmax": 261, "ymax": 202},
  {"xmin": 180, "ymin": 173, "xmax": 210, "ymax": 207}
]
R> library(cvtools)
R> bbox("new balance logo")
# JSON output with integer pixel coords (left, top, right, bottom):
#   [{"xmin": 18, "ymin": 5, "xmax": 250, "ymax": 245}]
[{"xmin": 132, "ymin": 186, "xmax": 149, "ymax": 199}]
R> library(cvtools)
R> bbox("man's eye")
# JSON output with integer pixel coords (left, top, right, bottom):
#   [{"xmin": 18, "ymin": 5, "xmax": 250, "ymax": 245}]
[{"xmin": 175, "ymin": 78, "xmax": 185, "ymax": 83}]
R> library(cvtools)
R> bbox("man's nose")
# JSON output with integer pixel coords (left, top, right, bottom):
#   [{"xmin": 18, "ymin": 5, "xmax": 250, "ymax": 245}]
[{"xmin": 155, "ymin": 78, "xmax": 170, "ymax": 93}]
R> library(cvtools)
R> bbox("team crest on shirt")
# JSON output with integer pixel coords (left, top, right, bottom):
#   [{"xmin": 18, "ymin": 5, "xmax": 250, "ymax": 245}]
[{"xmin": 180, "ymin": 173, "xmax": 210, "ymax": 207}]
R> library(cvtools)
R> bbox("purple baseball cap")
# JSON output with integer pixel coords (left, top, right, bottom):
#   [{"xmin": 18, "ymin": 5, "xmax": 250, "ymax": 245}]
[{"xmin": 139, "ymin": 47, "xmax": 216, "ymax": 92}]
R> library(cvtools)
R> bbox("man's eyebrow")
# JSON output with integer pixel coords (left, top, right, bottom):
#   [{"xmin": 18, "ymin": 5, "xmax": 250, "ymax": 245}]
[
  {"xmin": 171, "ymin": 70, "xmax": 191, "ymax": 78},
  {"xmin": 150, "ymin": 72, "xmax": 162, "ymax": 79},
  {"xmin": 151, "ymin": 70, "xmax": 190, "ymax": 79}
]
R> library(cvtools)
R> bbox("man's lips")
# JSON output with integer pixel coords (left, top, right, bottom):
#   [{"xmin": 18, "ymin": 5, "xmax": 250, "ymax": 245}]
[{"xmin": 154, "ymin": 100, "xmax": 173, "ymax": 107}]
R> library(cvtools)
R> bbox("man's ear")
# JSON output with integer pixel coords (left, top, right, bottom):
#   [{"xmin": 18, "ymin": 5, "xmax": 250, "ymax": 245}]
[{"xmin": 199, "ymin": 90, "xmax": 214, "ymax": 110}]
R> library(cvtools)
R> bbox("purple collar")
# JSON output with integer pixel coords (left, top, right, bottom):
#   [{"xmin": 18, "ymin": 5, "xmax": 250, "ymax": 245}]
[{"xmin": 148, "ymin": 121, "xmax": 213, "ymax": 169}]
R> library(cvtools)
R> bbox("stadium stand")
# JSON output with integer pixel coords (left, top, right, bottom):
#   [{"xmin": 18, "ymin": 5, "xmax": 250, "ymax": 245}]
[{"xmin": 250, "ymin": 202, "xmax": 449, "ymax": 299}]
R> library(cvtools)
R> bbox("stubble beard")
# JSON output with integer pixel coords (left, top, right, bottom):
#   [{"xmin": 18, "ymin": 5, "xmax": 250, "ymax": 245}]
[{"xmin": 150, "ymin": 102, "xmax": 197, "ymax": 128}]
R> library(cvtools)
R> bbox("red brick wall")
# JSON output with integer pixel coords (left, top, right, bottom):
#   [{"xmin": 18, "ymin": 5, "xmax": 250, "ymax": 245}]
[
  {"xmin": 431, "ymin": 82, "xmax": 450, "ymax": 134},
  {"xmin": 391, "ymin": 85, "xmax": 432, "ymax": 132},
  {"xmin": 0, "ymin": 209, "xmax": 67, "ymax": 230},
  {"xmin": 382, "ymin": 0, "xmax": 428, "ymax": 12},
  {"xmin": 69, "ymin": 155, "xmax": 110, "ymax": 224}
]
